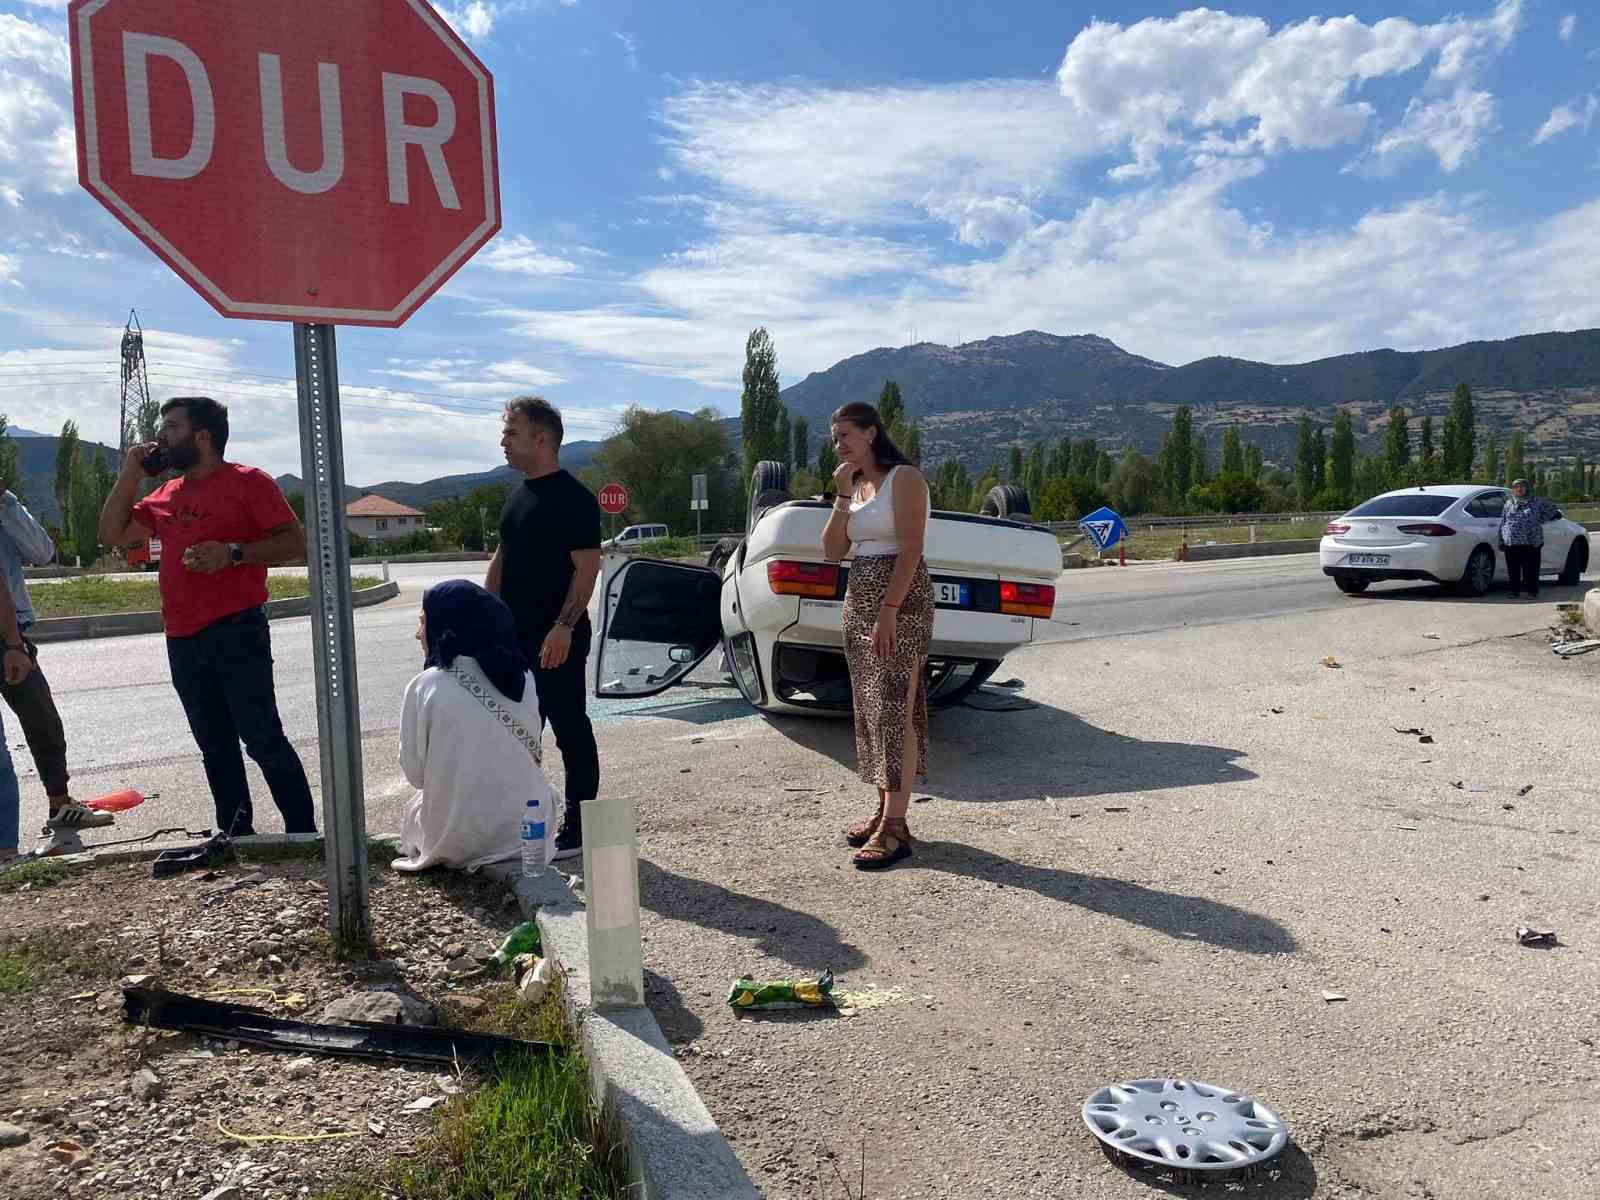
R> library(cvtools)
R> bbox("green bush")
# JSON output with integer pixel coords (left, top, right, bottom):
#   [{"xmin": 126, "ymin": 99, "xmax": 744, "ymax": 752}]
[{"xmin": 634, "ymin": 536, "xmax": 698, "ymax": 559}]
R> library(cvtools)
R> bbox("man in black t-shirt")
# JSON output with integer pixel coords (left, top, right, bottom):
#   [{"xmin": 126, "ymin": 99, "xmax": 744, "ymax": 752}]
[{"xmin": 488, "ymin": 396, "xmax": 603, "ymax": 860}]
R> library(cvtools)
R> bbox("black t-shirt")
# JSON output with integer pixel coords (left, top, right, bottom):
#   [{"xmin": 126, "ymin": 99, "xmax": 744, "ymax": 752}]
[{"xmin": 498, "ymin": 469, "xmax": 602, "ymax": 649}]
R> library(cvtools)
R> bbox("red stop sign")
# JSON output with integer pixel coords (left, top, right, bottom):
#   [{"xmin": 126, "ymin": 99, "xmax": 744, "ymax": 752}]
[
  {"xmin": 598, "ymin": 483, "xmax": 629, "ymax": 515},
  {"xmin": 69, "ymin": 0, "xmax": 500, "ymax": 327}
]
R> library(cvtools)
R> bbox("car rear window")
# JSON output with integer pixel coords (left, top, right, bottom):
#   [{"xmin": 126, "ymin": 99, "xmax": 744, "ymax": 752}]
[{"xmin": 1347, "ymin": 495, "xmax": 1455, "ymax": 517}]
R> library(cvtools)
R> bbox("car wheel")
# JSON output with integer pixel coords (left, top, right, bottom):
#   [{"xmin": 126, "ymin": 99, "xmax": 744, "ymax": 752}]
[
  {"xmin": 1558, "ymin": 538, "xmax": 1588, "ymax": 586},
  {"xmin": 980, "ymin": 484, "xmax": 1031, "ymax": 520},
  {"xmin": 707, "ymin": 537, "xmax": 741, "ymax": 576},
  {"xmin": 1458, "ymin": 545, "xmax": 1494, "ymax": 596},
  {"xmin": 747, "ymin": 461, "xmax": 791, "ymax": 534},
  {"xmin": 1335, "ymin": 576, "xmax": 1369, "ymax": 595}
]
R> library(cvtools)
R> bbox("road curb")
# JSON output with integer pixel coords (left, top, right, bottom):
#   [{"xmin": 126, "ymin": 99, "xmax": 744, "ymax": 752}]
[
  {"xmin": 27, "ymin": 580, "xmax": 401, "ymax": 643},
  {"xmin": 1583, "ymin": 586, "xmax": 1600, "ymax": 637},
  {"xmin": 482, "ymin": 861, "xmax": 760, "ymax": 1200},
  {"xmin": 1182, "ymin": 538, "xmax": 1320, "ymax": 561}
]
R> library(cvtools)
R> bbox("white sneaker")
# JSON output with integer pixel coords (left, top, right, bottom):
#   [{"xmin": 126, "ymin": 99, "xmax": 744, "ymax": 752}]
[{"xmin": 44, "ymin": 798, "xmax": 115, "ymax": 830}]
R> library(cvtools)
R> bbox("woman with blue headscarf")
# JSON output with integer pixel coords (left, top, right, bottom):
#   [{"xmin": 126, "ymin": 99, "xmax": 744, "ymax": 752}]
[{"xmin": 393, "ymin": 580, "xmax": 555, "ymax": 872}]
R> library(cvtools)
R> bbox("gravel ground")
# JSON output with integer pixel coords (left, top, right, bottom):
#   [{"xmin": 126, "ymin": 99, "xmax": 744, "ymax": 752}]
[
  {"xmin": 630, "ymin": 602, "xmax": 1600, "ymax": 1199},
  {"xmin": 0, "ymin": 852, "xmax": 533, "ymax": 1200}
]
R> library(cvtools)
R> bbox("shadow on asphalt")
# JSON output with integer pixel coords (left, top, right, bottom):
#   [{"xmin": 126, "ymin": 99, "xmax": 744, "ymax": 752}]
[
  {"xmin": 644, "ymin": 966, "xmax": 705, "ymax": 1043},
  {"xmin": 1099, "ymin": 1142, "xmax": 1317, "ymax": 1198},
  {"xmin": 637, "ymin": 859, "xmax": 868, "ymax": 974},
  {"xmin": 772, "ymin": 699, "xmax": 1256, "ymax": 803},
  {"xmin": 1345, "ymin": 577, "xmax": 1592, "ymax": 604},
  {"xmin": 910, "ymin": 840, "xmax": 1297, "ymax": 955}
]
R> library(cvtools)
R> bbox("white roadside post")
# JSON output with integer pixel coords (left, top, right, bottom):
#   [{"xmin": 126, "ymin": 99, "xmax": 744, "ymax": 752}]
[
  {"xmin": 691, "ymin": 472, "xmax": 707, "ymax": 547},
  {"xmin": 581, "ymin": 793, "xmax": 645, "ymax": 1007}
]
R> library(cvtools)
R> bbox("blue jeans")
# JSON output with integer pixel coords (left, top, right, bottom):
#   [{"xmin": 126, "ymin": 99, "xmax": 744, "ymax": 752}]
[
  {"xmin": 0, "ymin": 705, "xmax": 19, "ymax": 850},
  {"xmin": 166, "ymin": 607, "xmax": 316, "ymax": 836}
]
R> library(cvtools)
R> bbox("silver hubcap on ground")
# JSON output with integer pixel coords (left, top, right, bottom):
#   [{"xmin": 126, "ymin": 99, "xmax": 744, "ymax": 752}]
[{"xmin": 1082, "ymin": 1078, "xmax": 1288, "ymax": 1172}]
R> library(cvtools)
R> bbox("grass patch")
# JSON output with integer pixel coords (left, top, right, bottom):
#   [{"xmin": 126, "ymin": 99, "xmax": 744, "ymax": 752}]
[
  {"xmin": 31, "ymin": 574, "xmax": 383, "ymax": 618},
  {"xmin": 0, "ymin": 858, "xmax": 73, "ymax": 893},
  {"xmin": 633, "ymin": 535, "xmax": 700, "ymax": 559},
  {"xmin": 316, "ymin": 984, "xmax": 630, "ymax": 1200},
  {"xmin": 0, "ymin": 925, "xmax": 122, "ymax": 997}
]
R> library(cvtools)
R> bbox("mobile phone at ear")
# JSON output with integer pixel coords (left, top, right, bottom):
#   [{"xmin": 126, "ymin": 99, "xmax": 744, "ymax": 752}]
[{"xmin": 142, "ymin": 446, "xmax": 167, "ymax": 476}]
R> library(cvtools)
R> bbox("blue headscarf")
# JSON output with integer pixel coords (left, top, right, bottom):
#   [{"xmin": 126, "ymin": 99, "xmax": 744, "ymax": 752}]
[{"xmin": 422, "ymin": 580, "xmax": 529, "ymax": 703}]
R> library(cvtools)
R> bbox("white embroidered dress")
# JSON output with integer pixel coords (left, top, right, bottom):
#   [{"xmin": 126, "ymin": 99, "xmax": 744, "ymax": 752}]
[{"xmin": 394, "ymin": 655, "xmax": 556, "ymax": 872}]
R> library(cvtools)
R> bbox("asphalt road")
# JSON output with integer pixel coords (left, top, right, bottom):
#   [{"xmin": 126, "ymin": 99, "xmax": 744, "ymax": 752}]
[{"xmin": 17, "ymin": 546, "xmax": 1596, "ymax": 843}]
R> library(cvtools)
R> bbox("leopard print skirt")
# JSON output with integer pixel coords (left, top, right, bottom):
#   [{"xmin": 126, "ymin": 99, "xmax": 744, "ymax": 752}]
[{"xmin": 842, "ymin": 554, "xmax": 934, "ymax": 789}]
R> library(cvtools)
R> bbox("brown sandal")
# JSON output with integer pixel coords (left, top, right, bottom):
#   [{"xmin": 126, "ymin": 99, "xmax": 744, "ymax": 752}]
[
  {"xmin": 853, "ymin": 817, "xmax": 912, "ymax": 871},
  {"xmin": 843, "ymin": 801, "xmax": 883, "ymax": 848}
]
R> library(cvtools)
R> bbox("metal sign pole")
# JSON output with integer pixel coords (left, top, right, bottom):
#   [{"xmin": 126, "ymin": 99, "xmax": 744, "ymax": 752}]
[{"xmin": 293, "ymin": 323, "xmax": 371, "ymax": 949}]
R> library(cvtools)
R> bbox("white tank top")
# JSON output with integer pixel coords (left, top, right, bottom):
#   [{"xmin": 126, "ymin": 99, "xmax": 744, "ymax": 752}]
[{"xmin": 847, "ymin": 466, "xmax": 928, "ymax": 557}]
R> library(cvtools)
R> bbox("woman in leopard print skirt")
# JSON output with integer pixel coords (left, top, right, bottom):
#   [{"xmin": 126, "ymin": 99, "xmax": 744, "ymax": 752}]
[{"xmin": 822, "ymin": 402, "xmax": 934, "ymax": 871}]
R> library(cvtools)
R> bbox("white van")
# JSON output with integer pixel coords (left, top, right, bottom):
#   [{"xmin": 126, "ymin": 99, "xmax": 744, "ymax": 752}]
[{"xmin": 602, "ymin": 523, "xmax": 669, "ymax": 550}]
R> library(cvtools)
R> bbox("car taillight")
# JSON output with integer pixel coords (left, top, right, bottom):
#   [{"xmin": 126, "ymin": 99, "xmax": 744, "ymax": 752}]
[
  {"xmin": 767, "ymin": 559, "xmax": 840, "ymax": 598},
  {"xmin": 1324, "ymin": 522, "xmax": 1350, "ymax": 535},
  {"xmin": 1397, "ymin": 523, "xmax": 1456, "ymax": 537},
  {"xmin": 999, "ymin": 580, "xmax": 1056, "ymax": 618}
]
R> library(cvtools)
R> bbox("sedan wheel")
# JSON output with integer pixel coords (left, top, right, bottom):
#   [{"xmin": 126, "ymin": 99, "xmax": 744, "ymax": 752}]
[
  {"xmin": 1458, "ymin": 546, "xmax": 1494, "ymax": 596},
  {"xmin": 1335, "ymin": 576, "xmax": 1370, "ymax": 595},
  {"xmin": 1558, "ymin": 538, "xmax": 1588, "ymax": 587}
]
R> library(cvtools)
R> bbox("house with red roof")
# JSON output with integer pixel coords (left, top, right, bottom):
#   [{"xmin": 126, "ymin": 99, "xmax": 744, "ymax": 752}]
[{"xmin": 346, "ymin": 494, "xmax": 427, "ymax": 543}]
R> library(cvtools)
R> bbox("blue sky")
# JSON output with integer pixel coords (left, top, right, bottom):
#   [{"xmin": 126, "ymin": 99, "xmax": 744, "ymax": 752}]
[{"xmin": 2, "ymin": 0, "xmax": 1597, "ymax": 484}]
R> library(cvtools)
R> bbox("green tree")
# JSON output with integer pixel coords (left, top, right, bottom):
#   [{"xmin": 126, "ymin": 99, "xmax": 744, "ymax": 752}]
[
  {"xmin": 592, "ymin": 407, "xmax": 736, "ymax": 533},
  {"xmin": 68, "ymin": 444, "xmax": 101, "ymax": 566},
  {"xmin": 1243, "ymin": 443, "xmax": 1264, "ymax": 481},
  {"xmin": 1294, "ymin": 414, "xmax": 1316, "ymax": 508},
  {"xmin": 1189, "ymin": 472, "xmax": 1263, "ymax": 514},
  {"xmin": 1482, "ymin": 435, "xmax": 1502, "ymax": 485},
  {"xmin": 1113, "ymin": 449, "xmax": 1157, "ymax": 516},
  {"xmin": 969, "ymin": 465, "xmax": 1000, "ymax": 512},
  {"xmin": 55, "ymin": 418, "xmax": 80, "ymax": 537},
  {"xmin": 903, "ymin": 421, "xmax": 922, "ymax": 465},
  {"xmin": 1159, "ymin": 405, "xmax": 1194, "ymax": 504},
  {"xmin": 0, "ymin": 416, "xmax": 21, "ymax": 503},
  {"xmin": 1445, "ymin": 383, "xmax": 1475, "ymax": 479},
  {"xmin": 1220, "ymin": 427, "xmax": 1244, "ymax": 476},
  {"xmin": 429, "ymin": 483, "xmax": 512, "ymax": 551},
  {"xmin": 1008, "ymin": 445, "xmax": 1024, "ymax": 485},
  {"xmin": 1504, "ymin": 432, "xmax": 1526, "ymax": 486},
  {"xmin": 1025, "ymin": 442, "xmax": 1046, "ymax": 497},
  {"xmin": 1353, "ymin": 455, "xmax": 1387, "ymax": 503},
  {"xmin": 1418, "ymin": 415, "xmax": 1435, "ymax": 462},
  {"xmin": 1310, "ymin": 425, "xmax": 1327, "ymax": 494},
  {"xmin": 929, "ymin": 457, "xmax": 970, "ymax": 511},
  {"xmin": 739, "ymin": 328, "xmax": 784, "ymax": 484},
  {"xmin": 1190, "ymin": 435, "xmax": 1208, "ymax": 488},
  {"xmin": 791, "ymin": 416, "xmax": 809, "ymax": 472},
  {"xmin": 1383, "ymin": 406, "xmax": 1410, "ymax": 484},
  {"xmin": 1072, "ymin": 438, "xmax": 1100, "ymax": 479},
  {"xmin": 286, "ymin": 491, "xmax": 306, "ymax": 521},
  {"xmin": 1330, "ymin": 410, "xmax": 1355, "ymax": 500},
  {"xmin": 877, "ymin": 380, "xmax": 905, "ymax": 433},
  {"xmin": 816, "ymin": 438, "xmax": 838, "ymax": 484},
  {"xmin": 777, "ymin": 410, "xmax": 791, "ymax": 468}
]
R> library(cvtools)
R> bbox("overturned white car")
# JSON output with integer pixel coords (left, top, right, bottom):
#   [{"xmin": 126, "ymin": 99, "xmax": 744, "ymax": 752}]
[{"xmin": 593, "ymin": 463, "xmax": 1063, "ymax": 716}]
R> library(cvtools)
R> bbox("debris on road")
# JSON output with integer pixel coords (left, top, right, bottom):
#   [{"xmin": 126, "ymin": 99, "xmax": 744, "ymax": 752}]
[
  {"xmin": 833, "ymin": 983, "xmax": 905, "ymax": 1017},
  {"xmin": 1104, "ymin": 806, "xmax": 1130, "ymax": 813},
  {"xmin": 961, "ymin": 686, "xmax": 1038, "ymax": 712},
  {"xmin": 152, "ymin": 832, "xmax": 232, "ymax": 879},
  {"xmin": 1450, "ymin": 781, "xmax": 1490, "ymax": 793},
  {"xmin": 728, "ymin": 971, "xmax": 835, "ymax": 1011},
  {"xmin": 489, "ymin": 920, "xmax": 541, "ymax": 966},
  {"xmin": 516, "ymin": 956, "xmax": 557, "ymax": 1005},
  {"xmin": 1422, "ymin": 631, "xmax": 1441, "ymax": 640},
  {"xmin": 1516, "ymin": 927, "xmax": 1558, "ymax": 947},
  {"xmin": 1321, "ymin": 991, "xmax": 1348, "ymax": 1003},
  {"xmin": 1517, "ymin": 784, "xmax": 1534, "ymax": 797},
  {"xmin": 201, "ymin": 870, "xmax": 269, "ymax": 905},
  {"xmin": 1321, "ymin": 656, "xmax": 1342, "ymax": 668},
  {"xmin": 1081, "ymin": 1079, "xmax": 1289, "ymax": 1182}
]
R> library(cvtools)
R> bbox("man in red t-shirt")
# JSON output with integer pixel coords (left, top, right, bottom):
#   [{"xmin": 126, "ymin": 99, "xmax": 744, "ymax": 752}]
[{"xmin": 99, "ymin": 397, "xmax": 316, "ymax": 836}]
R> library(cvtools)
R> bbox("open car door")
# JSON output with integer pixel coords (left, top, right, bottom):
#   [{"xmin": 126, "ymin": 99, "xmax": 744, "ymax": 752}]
[{"xmin": 594, "ymin": 558, "xmax": 723, "ymax": 699}]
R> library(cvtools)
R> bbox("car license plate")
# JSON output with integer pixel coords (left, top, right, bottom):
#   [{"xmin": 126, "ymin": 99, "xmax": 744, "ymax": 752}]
[
  {"xmin": 934, "ymin": 581, "xmax": 969, "ymax": 606},
  {"xmin": 1347, "ymin": 553, "xmax": 1389, "ymax": 567}
]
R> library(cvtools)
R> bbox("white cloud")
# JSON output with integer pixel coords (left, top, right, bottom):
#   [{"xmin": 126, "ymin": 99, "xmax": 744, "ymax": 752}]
[
  {"xmin": 374, "ymin": 356, "xmax": 565, "ymax": 394},
  {"xmin": 614, "ymin": 32, "xmax": 638, "ymax": 70},
  {"xmin": 660, "ymin": 80, "xmax": 1091, "ymax": 236},
  {"xmin": 1559, "ymin": 15, "xmax": 1577, "ymax": 43},
  {"xmin": 0, "ymin": 254, "xmax": 18, "ymax": 288},
  {"xmin": 475, "ymin": 235, "xmax": 580, "ymax": 277},
  {"xmin": 0, "ymin": 15, "xmax": 77, "ymax": 207},
  {"xmin": 1057, "ymin": 1, "xmax": 1523, "ymax": 178},
  {"xmin": 1533, "ymin": 96, "xmax": 1598, "ymax": 144},
  {"xmin": 1365, "ymin": 86, "xmax": 1500, "ymax": 173},
  {"xmin": 432, "ymin": 2, "xmax": 502, "ymax": 43}
]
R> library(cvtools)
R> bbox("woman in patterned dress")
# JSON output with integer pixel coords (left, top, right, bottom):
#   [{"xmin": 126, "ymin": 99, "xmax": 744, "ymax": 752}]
[
  {"xmin": 822, "ymin": 402, "xmax": 934, "ymax": 871},
  {"xmin": 1498, "ymin": 478, "xmax": 1562, "ymax": 599},
  {"xmin": 393, "ymin": 579, "xmax": 556, "ymax": 872}
]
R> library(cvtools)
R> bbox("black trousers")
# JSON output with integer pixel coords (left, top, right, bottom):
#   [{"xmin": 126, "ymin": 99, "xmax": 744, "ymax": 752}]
[
  {"xmin": 1504, "ymin": 544, "xmax": 1541, "ymax": 595},
  {"xmin": 0, "ymin": 636, "xmax": 69, "ymax": 798},
  {"xmin": 527, "ymin": 627, "xmax": 599, "ymax": 818},
  {"xmin": 166, "ymin": 607, "xmax": 317, "ymax": 835}
]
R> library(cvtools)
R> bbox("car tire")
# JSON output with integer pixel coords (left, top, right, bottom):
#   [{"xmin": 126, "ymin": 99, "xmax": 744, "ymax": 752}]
[
  {"xmin": 1335, "ymin": 576, "xmax": 1369, "ymax": 595},
  {"xmin": 1457, "ymin": 545, "xmax": 1494, "ymax": 596},
  {"xmin": 707, "ymin": 536, "xmax": 741, "ymax": 576},
  {"xmin": 747, "ymin": 461, "xmax": 791, "ymax": 534},
  {"xmin": 980, "ymin": 484, "xmax": 1031, "ymax": 519},
  {"xmin": 1558, "ymin": 538, "xmax": 1588, "ymax": 586}
]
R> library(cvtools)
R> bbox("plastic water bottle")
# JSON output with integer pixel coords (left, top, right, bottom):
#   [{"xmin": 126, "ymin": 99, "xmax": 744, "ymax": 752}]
[{"xmin": 521, "ymin": 798, "xmax": 546, "ymax": 878}]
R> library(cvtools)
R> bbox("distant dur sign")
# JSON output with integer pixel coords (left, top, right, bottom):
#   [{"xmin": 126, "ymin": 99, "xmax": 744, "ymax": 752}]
[{"xmin": 69, "ymin": 0, "xmax": 500, "ymax": 327}]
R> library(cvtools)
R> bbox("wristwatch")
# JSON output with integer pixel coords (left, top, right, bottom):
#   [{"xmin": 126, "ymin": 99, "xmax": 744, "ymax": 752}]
[{"xmin": 228, "ymin": 542, "xmax": 244, "ymax": 565}]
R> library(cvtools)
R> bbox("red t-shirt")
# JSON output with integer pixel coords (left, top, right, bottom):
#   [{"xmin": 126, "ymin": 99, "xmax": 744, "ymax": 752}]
[{"xmin": 131, "ymin": 463, "xmax": 297, "ymax": 637}]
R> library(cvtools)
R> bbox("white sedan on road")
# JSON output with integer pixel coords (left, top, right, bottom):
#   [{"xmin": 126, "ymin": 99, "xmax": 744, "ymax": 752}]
[{"xmin": 1320, "ymin": 484, "xmax": 1591, "ymax": 595}]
